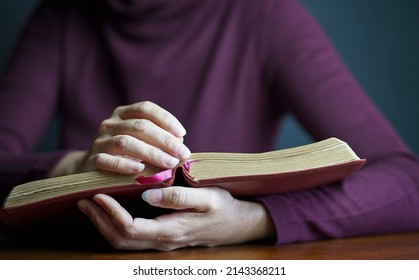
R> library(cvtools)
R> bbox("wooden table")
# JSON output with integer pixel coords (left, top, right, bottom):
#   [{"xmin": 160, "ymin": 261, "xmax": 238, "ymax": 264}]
[{"xmin": 1, "ymin": 231, "xmax": 419, "ymax": 260}]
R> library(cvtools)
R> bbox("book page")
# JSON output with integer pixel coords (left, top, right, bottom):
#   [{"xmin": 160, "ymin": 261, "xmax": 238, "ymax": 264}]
[{"xmin": 188, "ymin": 138, "xmax": 360, "ymax": 181}]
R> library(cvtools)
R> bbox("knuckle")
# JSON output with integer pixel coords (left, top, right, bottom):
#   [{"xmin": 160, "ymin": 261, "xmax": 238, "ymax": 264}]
[
  {"xmin": 120, "ymin": 224, "xmax": 137, "ymax": 240},
  {"xmin": 141, "ymin": 100, "xmax": 154, "ymax": 108},
  {"xmin": 168, "ymin": 188, "xmax": 187, "ymax": 207},
  {"xmin": 134, "ymin": 101, "xmax": 153, "ymax": 113},
  {"xmin": 114, "ymin": 135, "xmax": 131, "ymax": 151},
  {"xmin": 169, "ymin": 232, "xmax": 187, "ymax": 244},
  {"xmin": 89, "ymin": 139, "xmax": 102, "ymax": 154},
  {"xmin": 162, "ymin": 134, "xmax": 175, "ymax": 148},
  {"xmin": 93, "ymin": 153, "xmax": 107, "ymax": 170},
  {"xmin": 132, "ymin": 119, "xmax": 149, "ymax": 134},
  {"xmin": 160, "ymin": 112, "xmax": 172, "ymax": 126},
  {"xmin": 98, "ymin": 119, "xmax": 113, "ymax": 134},
  {"xmin": 109, "ymin": 236, "xmax": 129, "ymax": 250},
  {"xmin": 146, "ymin": 148, "xmax": 159, "ymax": 162},
  {"xmin": 94, "ymin": 153, "xmax": 122, "ymax": 172},
  {"xmin": 111, "ymin": 157, "xmax": 122, "ymax": 171},
  {"xmin": 113, "ymin": 105, "xmax": 125, "ymax": 116}
]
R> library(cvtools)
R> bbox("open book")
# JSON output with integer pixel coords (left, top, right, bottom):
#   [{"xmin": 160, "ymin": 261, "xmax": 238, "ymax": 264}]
[{"xmin": 0, "ymin": 137, "xmax": 365, "ymax": 230}]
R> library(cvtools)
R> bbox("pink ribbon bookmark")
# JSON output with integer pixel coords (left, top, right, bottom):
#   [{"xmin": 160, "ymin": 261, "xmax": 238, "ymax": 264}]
[{"xmin": 136, "ymin": 169, "xmax": 174, "ymax": 185}]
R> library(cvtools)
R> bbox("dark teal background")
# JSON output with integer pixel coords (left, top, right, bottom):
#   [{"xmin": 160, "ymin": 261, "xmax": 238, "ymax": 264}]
[{"xmin": 1, "ymin": 0, "xmax": 418, "ymax": 153}]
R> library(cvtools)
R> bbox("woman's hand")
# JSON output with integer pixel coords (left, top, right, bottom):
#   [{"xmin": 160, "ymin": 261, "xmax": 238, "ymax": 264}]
[
  {"xmin": 50, "ymin": 101, "xmax": 190, "ymax": 177},
  {"xmin": 77, "ymin": 187, "xmax": 276, "ymax": 251}
]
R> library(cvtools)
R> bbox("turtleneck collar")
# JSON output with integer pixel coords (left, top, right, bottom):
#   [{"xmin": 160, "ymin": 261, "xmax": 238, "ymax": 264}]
[
  {"xmin": 105, "ymin": 0, "xmax": 205, "ymax": 21},
  {"xmin": 101, "ymin": 0, "xmax": 216, "ymax": 42}
]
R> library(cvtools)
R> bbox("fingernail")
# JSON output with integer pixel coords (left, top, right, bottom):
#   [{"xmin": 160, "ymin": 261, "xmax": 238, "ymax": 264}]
[
  {"xmin": 177, "ymin": 145, "xmax": 191, "ymax": 160},
  {"xmin": 77, "ymin": 200, "xmax": 87, "ymax": 213},
  {"xmin": 173, "ymin": 122, "xmax": 187, "ymax": 137},
  {"xmin": 130, "ymin": 161, "xmax": 145, "ymax": 173},
  {"xmin": 163, "ymin": 154, "xmax": 179, "ymax": 168},
  {"xmin": 142, "ymin": 189, "xmax": 162, "ymax": 203}
]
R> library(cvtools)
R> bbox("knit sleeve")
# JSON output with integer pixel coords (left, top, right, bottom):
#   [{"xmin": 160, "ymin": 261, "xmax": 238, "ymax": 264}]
[
  {"xmin": 0, "ymin": 0, "xmax": 72, "ymax": 201},
  {"xmin": 257, "ymin": 0, "xmax": 419, "ymax": 244}
]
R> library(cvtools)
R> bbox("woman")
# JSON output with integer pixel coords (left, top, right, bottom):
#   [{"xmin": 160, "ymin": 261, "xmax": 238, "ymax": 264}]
[{"xmin": 1, "ymin": 0, "xmax": 418, "ymax": 250}]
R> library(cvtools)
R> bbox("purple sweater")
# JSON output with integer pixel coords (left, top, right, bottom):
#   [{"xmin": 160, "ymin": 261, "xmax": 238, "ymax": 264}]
[{"xmin": 1, "ymin": 0, "xmax": 418, "ymax": 244}]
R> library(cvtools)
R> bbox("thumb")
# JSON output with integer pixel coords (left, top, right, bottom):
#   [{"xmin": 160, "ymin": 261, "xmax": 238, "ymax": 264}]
[{"xmin": 142, "ymin": 187, "xmax": 212, "ymax": 211}]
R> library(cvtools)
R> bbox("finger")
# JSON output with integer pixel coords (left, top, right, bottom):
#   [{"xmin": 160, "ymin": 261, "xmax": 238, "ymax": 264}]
[
  {"xmin": 107, "ymin": 119, "xmax": 191, "ymax": 161},
  {"xmin": 98, "ymin": 135, "xmax": 180, "ymax": 169},
  {"xmin": 142, "ymin": 187, "xmax": 225, "ymax": 212},
  {"xmin": 78, "ymin": 197, "xmax": 184, "ymax": 250},
  {"xmin": 92, "ymin": 194, "xmax": 134, "ymax": 230},
  {"xmin": 116, "ymin": 101, "xmax": 186, "ymax": 137},
  {"xmin": 92, "ymin": 194, "xmax": 177, "ymax": 243},
  {"xmin": 77, "ymin": 198, "xmax": 131, "ymax": 249},
  {"xmin": 94, "ymin": 153, "xmax": 145, "ymax": 174}
]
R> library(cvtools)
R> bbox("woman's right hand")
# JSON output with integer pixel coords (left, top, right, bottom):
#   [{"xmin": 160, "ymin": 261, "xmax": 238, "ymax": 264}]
[{"xmin": 50, "ymin": 101, "xmax": 190, "ymax": 177}]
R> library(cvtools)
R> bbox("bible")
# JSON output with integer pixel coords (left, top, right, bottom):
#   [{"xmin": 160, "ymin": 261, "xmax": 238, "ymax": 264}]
[{"xmin": 0, "ymin": 137, "xmax": 365, "ymax": 230}]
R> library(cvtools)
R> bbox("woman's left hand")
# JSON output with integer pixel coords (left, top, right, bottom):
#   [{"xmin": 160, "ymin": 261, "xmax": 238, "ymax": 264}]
[{"xmin": 77, "ymin": 186, "xmax": 275, "ymax": 251}]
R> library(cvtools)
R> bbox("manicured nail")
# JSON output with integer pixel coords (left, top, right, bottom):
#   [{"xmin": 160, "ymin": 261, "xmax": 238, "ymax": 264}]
[
  {"xmin": 177, "ymin": 145, "xmax": 191, "ymax": 160},
  {"xmin": 163, "ymin": 154, "xmax": 180, "ymax": 168},
  {"xmin": 130, "ymin": 161, "xmax": 145, "ymax": 173},
  {"xmin": 173, "ymin": 122, "xmax": 187, "ymax": 137},
  {"xmin": 77, "ymin": 200, "xmax": 87, "ymax": 214},
  {"xmin": 142, "ymin": 189, "xmax": 162, "ymax": 203}
]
